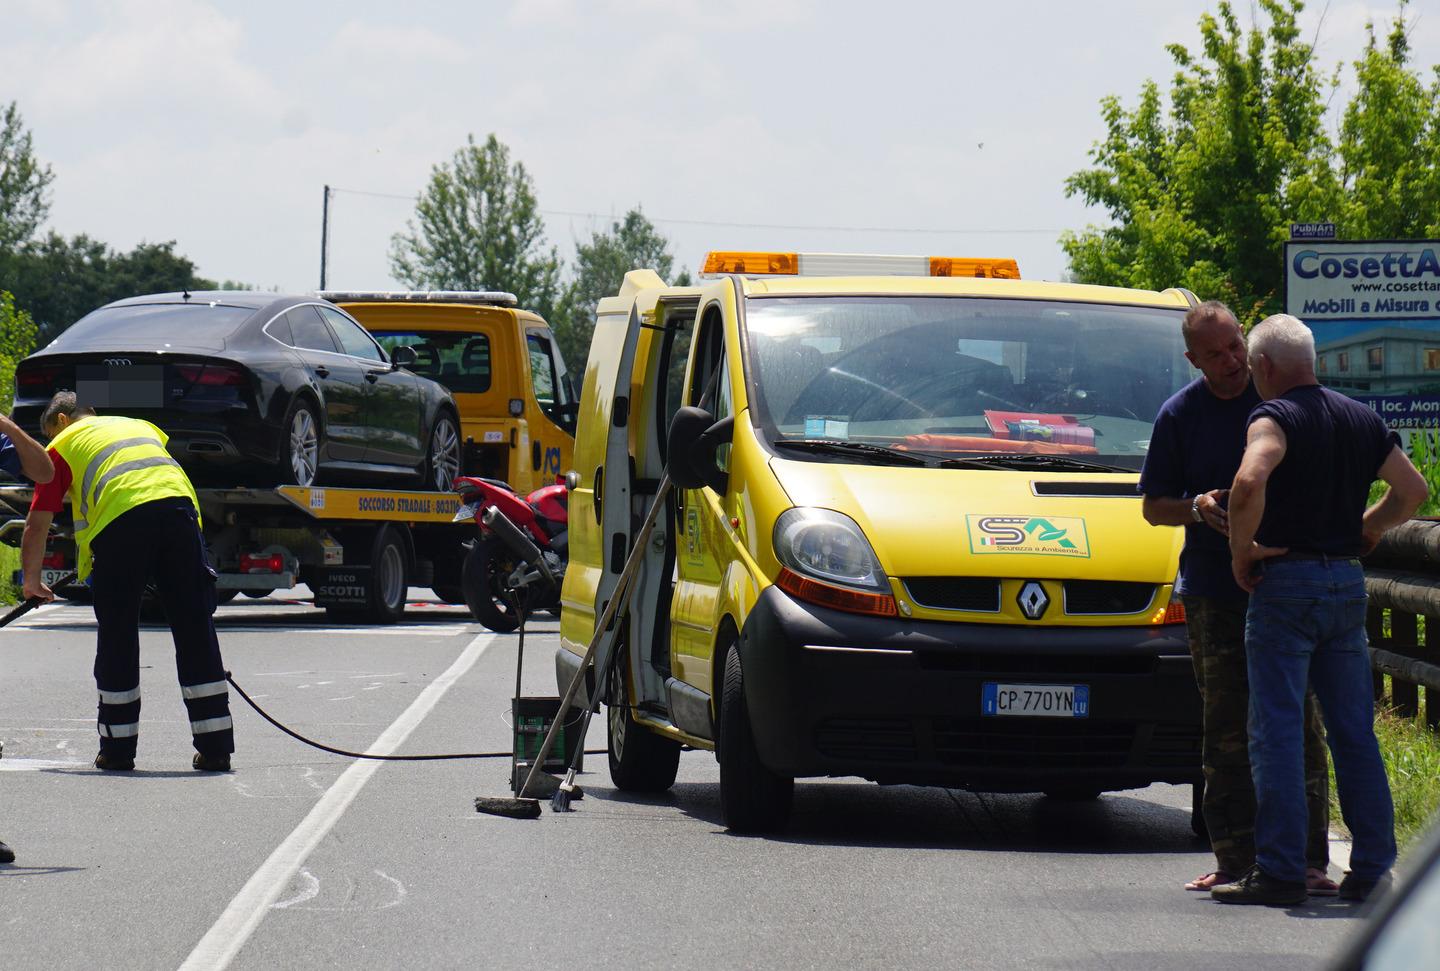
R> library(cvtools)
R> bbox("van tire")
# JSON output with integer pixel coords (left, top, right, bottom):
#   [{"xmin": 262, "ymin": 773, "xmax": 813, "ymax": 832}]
[
  {"xmin": 606, "ymin": 656, "xmax": 680, "ymax": 792},
  {"xmin": 461, "ymin": 536, "xmax": 524, "ymax": 632},
  {"xmin": 718, "ymin": 644, "xmax": 793, "ymax": 833}
]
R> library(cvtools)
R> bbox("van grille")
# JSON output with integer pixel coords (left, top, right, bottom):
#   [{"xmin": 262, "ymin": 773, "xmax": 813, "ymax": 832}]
[
  {"xmin": 903, "ymin": 577, "xmax": 1000, "ymax": 612},
  {"xmin": 815, "ymin": 717, "xmax": 917, "ymax": 763},
  {"xmin": 933, "ymin": 718, "xmax": 1134, "ymax": 769},
  {"xmin": 1063, "ymin": 580, "xmax": 1156, "ymax": 615}
]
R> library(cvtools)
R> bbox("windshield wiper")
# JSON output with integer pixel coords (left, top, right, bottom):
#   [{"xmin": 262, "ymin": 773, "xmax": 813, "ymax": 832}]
[
  {"xmin": 938, "ymin": 453, "xmax": 1128, "ymax": 473},
  {"xmin": 773, "ymin": 439, "xmax": 930, "ymax": 467}
]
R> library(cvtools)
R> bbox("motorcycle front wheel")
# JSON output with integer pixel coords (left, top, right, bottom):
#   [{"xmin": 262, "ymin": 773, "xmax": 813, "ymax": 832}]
[{"xmin": 461, "ymin": 536, "xmax": 526, "ymax": 633}]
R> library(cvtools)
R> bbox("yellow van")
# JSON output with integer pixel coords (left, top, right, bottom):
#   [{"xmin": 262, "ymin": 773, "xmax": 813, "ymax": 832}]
[
  {"xmin": 320, "ymin": 291, "xmax": 576, "ymax": 494},
  {"xmin": 558, "ymin": 253, "xmax": 1201, "ymax": 832}
]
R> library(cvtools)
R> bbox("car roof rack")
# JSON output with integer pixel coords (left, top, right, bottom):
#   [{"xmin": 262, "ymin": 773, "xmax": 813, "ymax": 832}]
[{"xmin": 316, "ymin": 290, "xmax": 519, "ymax": 308}]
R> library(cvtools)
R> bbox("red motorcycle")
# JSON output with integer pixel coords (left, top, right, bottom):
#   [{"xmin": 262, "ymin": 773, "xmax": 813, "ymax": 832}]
[{"xmin": 452, "ymin": 475, "xmax": 568, "ymax": 632}]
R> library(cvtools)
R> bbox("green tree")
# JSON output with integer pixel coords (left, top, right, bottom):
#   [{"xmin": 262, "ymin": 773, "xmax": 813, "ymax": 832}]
[
  {"xmin": 0, "ymin": 290, "xmax": 38, "ymax": 413},
  {"xmin": 1, "ymin": 234, "xmax": 216, "ymax": 346},
  {"xmin": 1062, "ymin": 0, "xmax": 1345, "ymax": 320},
  {"xmin": 1337, "ymin": 10, "xmax": 1440, "ymax": 239},
  {"xmin": 551, "ymin": 208, "xmax": 689, "ymax": 374},
  {"xmin": 390, "ymin": 133, "xmax": 560, "ymax": 319},
  {"xmin": 0, "ymin": 101, "xmax": 54, "ymax": 254}
]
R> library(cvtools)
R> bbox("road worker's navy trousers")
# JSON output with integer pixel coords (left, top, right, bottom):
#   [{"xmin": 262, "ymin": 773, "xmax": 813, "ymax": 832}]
[{"xmin": 90, "ymin": 497, "xmax": 234, "ymax": 759}]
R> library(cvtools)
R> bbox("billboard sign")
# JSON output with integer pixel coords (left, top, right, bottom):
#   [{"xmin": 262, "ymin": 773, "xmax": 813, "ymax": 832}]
[
  {"xmin": 1289, "ymin": 221, "xmax": 1336, "ymax": 239},
  {"xmin": 1285, "ymin": 239, "xmax": 1440, "ymax": 322}
]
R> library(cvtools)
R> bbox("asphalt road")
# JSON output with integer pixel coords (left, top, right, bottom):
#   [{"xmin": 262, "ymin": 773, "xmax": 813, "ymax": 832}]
[{"xmin": 1, "ymin": 589, "xmax": 1371, "ymax": 969}]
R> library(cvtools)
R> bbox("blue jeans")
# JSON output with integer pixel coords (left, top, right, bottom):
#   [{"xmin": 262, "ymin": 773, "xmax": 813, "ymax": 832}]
[{"xmin": 1245, "ymin": 557, "xmax": 1395, "ymax": 883}]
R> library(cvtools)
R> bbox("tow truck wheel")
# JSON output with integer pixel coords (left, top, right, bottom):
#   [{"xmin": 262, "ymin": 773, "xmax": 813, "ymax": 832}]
[
  {"xmin": 422, "ymin": 414, "xmax": 461, "ymax": 491},
  {"xmin": 461, "ymin": 536, "xmax": 524, "ymax": 632},
  {"xmin": 606, "ymin": 653, "xmax": 680, "ymax": 792},
  {"xmin": 718, "ymin": 644, "xmax": 793, "ymax": 834},
  {"xmin": 328, "ymin": 525, "xmax": 409, "ymax": 624}
]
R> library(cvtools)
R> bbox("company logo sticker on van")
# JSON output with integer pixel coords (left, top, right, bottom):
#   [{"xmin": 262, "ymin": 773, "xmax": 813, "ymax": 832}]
[{"xmin": 967, "ymin": 515, "xmax": 1090, "ymax": 558}]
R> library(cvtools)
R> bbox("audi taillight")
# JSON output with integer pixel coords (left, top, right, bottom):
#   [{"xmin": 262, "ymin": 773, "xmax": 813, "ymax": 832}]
[
  {"xmin": 16, "ymin": 364, "xmax": 61, "ymax": 388},
  {"xmin": 176, "ymin": 362, "xmax": 247, "ymax": 386}
]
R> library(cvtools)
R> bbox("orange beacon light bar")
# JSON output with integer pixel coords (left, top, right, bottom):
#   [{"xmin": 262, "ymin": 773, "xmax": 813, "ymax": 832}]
[{"xmin": 701, "ymin": 251, "xmax": 1020, "ymax": 279}]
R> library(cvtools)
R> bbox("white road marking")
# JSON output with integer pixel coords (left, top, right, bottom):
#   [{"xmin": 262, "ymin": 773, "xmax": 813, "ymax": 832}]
[
  {"xmin": 327, "ymin": 696, "xmax": 355, "ymax": 702},
  {"xmin": 0, "ymin": 757, "xmax": 89, "ymax": 772},
  {"xmin": 374, "ymin": 870, "xmax": 407, "ymax": 910},
  {"xmin": 270, "ymin": 869, "xmax": 321, "ymax": 910},
  {"xmin": 179, "ymin": 629, "xmax": 498, "ymax": 971}
]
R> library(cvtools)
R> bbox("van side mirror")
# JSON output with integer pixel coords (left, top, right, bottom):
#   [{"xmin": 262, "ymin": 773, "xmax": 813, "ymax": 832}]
[
  {"xmin": 390, "ymin": 345, "xmax": 418, "ymax": 369},
  {"xmin": 667, "ymin": 406, "xmax": 733, "ymax": 494}
]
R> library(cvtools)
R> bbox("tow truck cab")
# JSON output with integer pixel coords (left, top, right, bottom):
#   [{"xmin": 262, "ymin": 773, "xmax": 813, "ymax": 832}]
[
  {"xmin": 321, "ymin": 291, "xmax": 577, "ymax": 494},
  {"xmin": 558, "ymin": 251, "xmax": 1203, "ymax": 832}
]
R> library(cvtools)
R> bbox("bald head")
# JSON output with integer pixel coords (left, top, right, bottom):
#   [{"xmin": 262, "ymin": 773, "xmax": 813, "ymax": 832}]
[{"xmin": 1181, "ymin": 301, "xmax": 1249, "ymax": 399}]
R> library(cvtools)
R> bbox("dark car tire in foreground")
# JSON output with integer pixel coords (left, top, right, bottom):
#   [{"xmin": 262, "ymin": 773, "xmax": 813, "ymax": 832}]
[
  {"xmin": 607, "ymin": 650, "xmax": 681, "ymax": 792},
  {"xmin": 278, "ymin": 399, "xmax": 322, "ymax": 487},
  {"xmin": 422, "ymin": 414, "xmax": 461, "ymax": 491},
  {"xmin": 431, "ymin": 585, "xmax": 466, "ymax": 604},
  {"xmin": 719, "ymin": 643, "xmax": 793, "ymax": 833},
  {"xmin": 461, "ymin": 536, "xmax": 524, "ymax": 632},
  {"xmin": 325, "ymin": 525, "xmax": 409, "ymax": 625}
]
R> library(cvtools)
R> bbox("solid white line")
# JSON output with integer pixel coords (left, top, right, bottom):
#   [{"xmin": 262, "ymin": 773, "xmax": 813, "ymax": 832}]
[{"xmin": 178, "ymin": 630, "xmax": 499, "ymax": 971}]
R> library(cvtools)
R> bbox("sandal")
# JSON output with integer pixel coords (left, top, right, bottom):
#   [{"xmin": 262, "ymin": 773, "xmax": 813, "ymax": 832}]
[
  {"xmin": 1307, "ymin": 867, "xmax": 1340, "ymax": 896},
  {"xmin": 1185, "ymin": 870, "xmax": 1236, "ymax": 891}
]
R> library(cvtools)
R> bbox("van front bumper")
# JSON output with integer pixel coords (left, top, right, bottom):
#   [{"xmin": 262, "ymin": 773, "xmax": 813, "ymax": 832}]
[{"xmin": 738, "ymin": 585, "xmax": 1201, "ymax": 793}]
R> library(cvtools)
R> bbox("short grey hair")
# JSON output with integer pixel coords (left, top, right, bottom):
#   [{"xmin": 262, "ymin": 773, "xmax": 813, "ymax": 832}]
[
  {"xmin": 1248, "ymin": 314, "xmax": 1315, "ymax": 369},
  {"xmin": 41, "ymin": 391, "xmax": 94, "ymax": 437}
]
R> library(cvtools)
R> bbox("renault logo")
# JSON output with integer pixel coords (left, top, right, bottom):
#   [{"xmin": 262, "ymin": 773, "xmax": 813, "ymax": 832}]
[{"xmin": 1017, "ymin": 581, "xmax": 1049, "ymax": 620}]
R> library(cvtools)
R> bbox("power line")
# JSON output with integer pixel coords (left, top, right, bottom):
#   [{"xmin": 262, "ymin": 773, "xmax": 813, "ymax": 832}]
[{"xmin": 326, "ymin": 185, "xmax": 1064, "ymax": 237}]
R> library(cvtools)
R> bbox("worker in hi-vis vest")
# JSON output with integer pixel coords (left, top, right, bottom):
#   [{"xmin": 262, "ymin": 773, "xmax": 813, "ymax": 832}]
[{"xmin": 21, "ymin": 391, "xmax": 235, "ymax": 773}]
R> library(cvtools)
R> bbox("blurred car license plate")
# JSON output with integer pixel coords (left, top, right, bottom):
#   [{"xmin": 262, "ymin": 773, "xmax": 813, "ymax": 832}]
[
  {"xmin": 983, "ymin": 682, "xmax": 1089, "ymax": 717},
  {"xmin": 42, "ymin": 568, "xmax": 69, "ymax": 587}
]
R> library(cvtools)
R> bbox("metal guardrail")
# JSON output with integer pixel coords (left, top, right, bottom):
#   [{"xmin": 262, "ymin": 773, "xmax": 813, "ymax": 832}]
[{"xmin": 1364, "ymin": 519, "xmax": 1440, "ymax": 731}]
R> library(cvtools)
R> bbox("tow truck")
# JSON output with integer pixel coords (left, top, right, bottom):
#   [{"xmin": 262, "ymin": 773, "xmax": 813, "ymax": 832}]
[{"xmin": 2, "ymin": 482, "xmax": 475, "ymax": 624}]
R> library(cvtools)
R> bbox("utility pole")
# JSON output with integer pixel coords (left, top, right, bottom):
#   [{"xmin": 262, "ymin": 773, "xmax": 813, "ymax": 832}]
[{"xmin": 319, "ymin": 184, "xmax": 331, "ymax": 290}]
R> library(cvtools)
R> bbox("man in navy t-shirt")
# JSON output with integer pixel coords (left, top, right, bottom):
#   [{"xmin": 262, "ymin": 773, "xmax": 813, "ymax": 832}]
[
  {"xmin": 0, "ymin": 410, "xmax": 53, "ymax": 865},
  {"xmin": 1216, "ymin": 314, "xmax": 1426, "ymax": 906},
  {"xmin": 1139, "ymin": 301, "xmax": 1333, "ymax": 894}
]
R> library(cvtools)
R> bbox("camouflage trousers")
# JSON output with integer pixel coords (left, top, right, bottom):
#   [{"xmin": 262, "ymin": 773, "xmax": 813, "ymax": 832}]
[{"xmin": 1184, "ymin": 595, "xmax": 1330, "ymax": 874}]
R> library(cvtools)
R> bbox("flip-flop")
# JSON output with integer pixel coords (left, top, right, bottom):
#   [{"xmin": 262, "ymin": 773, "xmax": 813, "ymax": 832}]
[
  {"xmin": 1184, "ymin": 870, "xmax": 1236, "ymax": 891},
  {"xmin": 1307, "ymin": 869, "xmax": 1340, "ymax": 896}
]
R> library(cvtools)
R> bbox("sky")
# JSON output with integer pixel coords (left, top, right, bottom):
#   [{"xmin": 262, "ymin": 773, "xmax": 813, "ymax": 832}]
[{"xmin": 3, "ymin": 0, "xmax": 1437, "ymax": 295}]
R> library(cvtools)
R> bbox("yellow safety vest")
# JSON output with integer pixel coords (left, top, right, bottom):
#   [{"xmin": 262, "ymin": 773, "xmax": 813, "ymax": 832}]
[{"xmin": 49, "ymin": 415, "xmax": 200, "ymax": 580}]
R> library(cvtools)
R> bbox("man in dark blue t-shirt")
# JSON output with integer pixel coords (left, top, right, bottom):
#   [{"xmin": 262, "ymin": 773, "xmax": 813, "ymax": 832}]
[
  {"xmin": 1140, "ymin": 301, "xmax": 1333, "ymax": 894},
  {"xmin": 1216, "ymin": 314, "xmax": 1427, "ymax": 907}
]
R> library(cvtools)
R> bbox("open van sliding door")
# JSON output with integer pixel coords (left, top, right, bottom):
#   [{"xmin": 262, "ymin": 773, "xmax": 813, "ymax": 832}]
[{"xmin": 597, "ymin": 297, "xmax": 699, "ymax": 720}]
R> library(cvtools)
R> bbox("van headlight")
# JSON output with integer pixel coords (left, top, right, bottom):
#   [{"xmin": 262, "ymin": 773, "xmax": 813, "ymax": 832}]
[{"xmin": 773, "ymin": 508, "xmax": 887, "ymax": 591}]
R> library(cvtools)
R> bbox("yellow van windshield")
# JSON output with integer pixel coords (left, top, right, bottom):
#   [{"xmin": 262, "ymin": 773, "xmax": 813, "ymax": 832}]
[{"xmin": 744, "ymin": 296, "xmax": 1192, "ymax": 471}]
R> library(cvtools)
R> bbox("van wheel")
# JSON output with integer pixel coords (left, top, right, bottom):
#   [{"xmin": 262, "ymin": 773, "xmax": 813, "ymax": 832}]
[
  {"xmin": 432, "ymin": 585, "xmax": 466, "ymax": 605},
  {"xmin": 718, "ymin": 644, "xmax": 793, "ymax": 833},
  {"xmin": 461, "ymin": 536, "xmax": 524, "ymax": 632},
  {"xmin": 215, "ymin": 589, "xmax": 239, "ymax": 605},
  {"xmin": 1191, "ymin": 782, "xmax": 1208, "ymax": 840},
  {"xmin": 606, "ymin": 655, "xmax": 680, "ymax": 792}
]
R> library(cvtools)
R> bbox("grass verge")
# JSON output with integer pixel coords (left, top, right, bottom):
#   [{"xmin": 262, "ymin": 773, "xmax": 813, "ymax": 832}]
[
  {"xmin": 0, "ymin": 544, "xmax": 19, "ymax": 605},
  {"xmin": 1328, "ymin": 703, "xmax": 1440, "ymax": 852}
]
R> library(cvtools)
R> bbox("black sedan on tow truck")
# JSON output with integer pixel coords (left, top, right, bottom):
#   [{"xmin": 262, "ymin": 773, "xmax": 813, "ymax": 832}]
[{"xmin": 11, "ymin": 291, "xmax": 462, "ymax": 490}]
